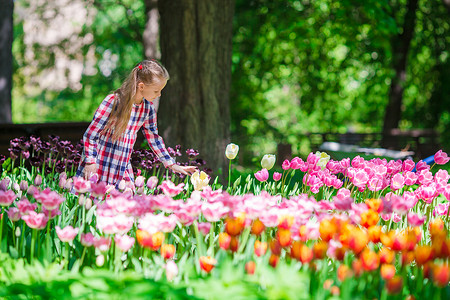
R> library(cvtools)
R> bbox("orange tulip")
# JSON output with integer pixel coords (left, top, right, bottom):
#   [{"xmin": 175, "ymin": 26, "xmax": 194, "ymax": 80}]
[
  {"xmin": 290, "ymin": 241, "xmax": 302, "ymax": 261},
  {"xmin": 278, "ymin": 215, "xmax": 294, "ymax": 230},
  {"xmin": 365, "ymin": 198, "xmax": 383, "ymax": 213},
  {"xmin": 276, "ymin": 229, "xmax": 292, "ymax": 247},
  {"xmin": 219, "ymin": 232, "xmax": 231, "ymax": 250},
  {"xmin": 245, "ymin": 261, "xmax": 256, "ymax": 275},
  {"xmin": 337, "ymin": 264, "xmax": 353, "ymax": 282},
  {"xmin": 230, "ymin": 236, "xmax": 239, "ymax": 252},
  {"xmin": 414, "ymin": 245, "xmax": 433, "ymax": 266},
  {"xmin": 160, "ymin": 244, "xmax": 175, "ymax": 260},
  {"xmin": 379, "ymin": 248, "xmax": 395, "ymax": 265},
  {"xmin": 330, "ymin": 286, "xmax": 340, "ymax": 296},
  {"xmin": 380, "ymin": 264, "xmax": 396, "ymax": 280},
  {"xmin": 401, "ymin": 251, "xmax": 415, "ymax": 266},
  {"xmin": 319, "ymin": 219, "xmax": 337, "ymax": 242},
  {"xmin": 429, "ymin": 218, "xmax": 444, "ymax": 238},
  {"xmin": 368, "ymin": 225, "xmax": 382, "ymax": 244},
  {"xmin": 385, "ymin": 275, "xmax": 403, "ymax": 294},
  {"xmin": 199, "ymin": 256, "xmax": 217, "ymax": 273},
  {"xmin": 361, "ymin": 250, "xmax": 379, "ymax": 271},
  {"xmin": 352, "ymin": 259, "xmax": 363, "ymax": 277},
  {"xmin": 380, "ymin": 231, "xmax": 394, "ymax": 249},
  {"xmin": 298, "ymin": 225, "xmax": 308, "ymax": 242},
  {"xmin": 348, "ymin": 228, "xmax": 369, "ymax": 255},
  {"xmin": 335, "ymin": 246, "xmax": 347, "ymax": 261},
  {"xmin": 313, "ymin": 241, "xmax": 328, "ymax": 260},
  {"xmin": 360, "ymin": 209, "xmax": 379, "ymax": 228},
  {"xmin": 433, "ymin": 263, "xmax": 450, "ymax": 288},
  {"xmin": 251, "ymin": 219, "xmax": 265, "ymax": 236},
  {"xmin": 391, "ymin": 232, "xmax": 407, "ymax": 252},
  {"xmin": 299, "ymin": 244, "xmax": 313, "ymax": 264},
  {"xmin": 269, "ymin": 254, "xmax": 279, "ymax": 268},
  {"xmin": 254, "ymin": 240, "xmax": 268, "ymax": 257},
  {"xmin": 225, "ymin": 215, "xmax": 245, "ymax": 236},
  {"xmin": 432, "ymin": 237, "xmax": 450, "ymax": 259},
  {"xmin": 136, "ymin": 229, "xmax": 152, "ymax": 248},
  {"xmin": 269, "ymin": 239, "xmax": 282, "ymax": 255}
]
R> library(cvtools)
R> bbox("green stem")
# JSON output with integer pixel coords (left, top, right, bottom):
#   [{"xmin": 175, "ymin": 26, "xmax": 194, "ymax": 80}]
[
  {"xmin": 46, "ymin": 220, "xmax": 52, "ymax": 262},
  {"xmin": 208, "ymin": 222, "xmax": 215, "ymax": 257},
  {"xmin": 0, "ymin": 209, "xmax": 3, "ymax": 252},
  {"xmin": 228, "ymin": 160, "xmax": 232, "ymax": 191},
  {"xmin": 30, "ymin": 229, "xmax": 37, "ymax": 263}
]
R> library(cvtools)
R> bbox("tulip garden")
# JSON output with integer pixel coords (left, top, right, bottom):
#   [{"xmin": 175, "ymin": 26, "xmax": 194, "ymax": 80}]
[{"xmin": 0, "ymin": 136, "xmax": 449, "ymax": 299}]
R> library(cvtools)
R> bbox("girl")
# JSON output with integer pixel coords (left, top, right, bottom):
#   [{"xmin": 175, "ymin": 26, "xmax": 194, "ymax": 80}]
[{"xmin": 77, "ymin": 59, "xmax": 197, "ymax": 185}]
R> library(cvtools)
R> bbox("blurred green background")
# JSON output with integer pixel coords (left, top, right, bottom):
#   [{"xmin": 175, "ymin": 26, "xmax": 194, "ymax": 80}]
[{"xmin": 10, "ymin": 0, "xmax": 450, "ymax": 166}]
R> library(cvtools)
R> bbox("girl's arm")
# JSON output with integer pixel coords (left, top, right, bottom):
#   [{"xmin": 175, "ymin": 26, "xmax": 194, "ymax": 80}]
[
  {"xmin": 83, "ymin": 94, "xmax": 115, "ymax": 164},
  {"xmin": 141, "ymin": 105, "xmax": 176, "ymax": 168}
]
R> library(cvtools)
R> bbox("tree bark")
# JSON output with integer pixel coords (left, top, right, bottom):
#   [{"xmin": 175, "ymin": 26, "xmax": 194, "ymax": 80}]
[
  {"xmin": 158, "ymin": 0, "xmax": 234, "ymax": 175},
  {"xmin": 382, "ymin": 0, "xmax": 418, "ymax": 147},
  {"xmin": 0, "ymin": 0, "xmax": 14, "ymax": 124},
  {"xmin": 143, "ymin": 0, "xmax": 160, "ymax": 60}
]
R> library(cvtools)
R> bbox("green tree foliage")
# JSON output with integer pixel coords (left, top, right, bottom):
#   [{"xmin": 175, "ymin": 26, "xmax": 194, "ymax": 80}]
[{"xmin": 231, "ymin": 0, "xmax": 449, "ymax": 162}]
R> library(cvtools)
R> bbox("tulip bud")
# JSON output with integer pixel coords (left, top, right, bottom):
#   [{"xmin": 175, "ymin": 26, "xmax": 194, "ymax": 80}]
[
  {"xmin": 135, "ymin": 176, "xmax": 145, "ymax": 188},
  {"xmin": 245, "ymin": 261, "xmax": 256, "ymax": 275},
  {"xmin": 147, "ymin": 176, "xmax": 159, "ymax": 190},
  {"xmin": 85, "ymin": 198, "xmax": 92, "ymax": 210},
  {"xmin": 13, "ymin": 182, "xmax": 20, "ymax": 192},
  {"xmin": 0, "ymin": 178, "xmax": 10, "ymax": 191},
  {"xmin": 225, "ymin": 143, "xmax": 239, "ymax": 160},
  {"xmin": 19, "ymin": 180, "xmax": 28, "ymax": 192},
  {"xmin": 34, "ymin": 175, "xmax": 42, "ymax": 186},
  {"xmin": 261, "ymin": 154, "xmax": 276, "ymax": 170},
  {"xmin": 118, "ymin": 180, "xmax": 126, "ymax": 191},
  {"xmin": 15, "ymin": 226, "xmax": 21, "ymax": 237},
  {"xmin": 96, "ymin": 255, "xmax": 105, "ymax": 267},
  {"xmin": 165, "ymin": 260, "xmax": 178, "ymax": 281},
  {"xmin": 136, "ymin": 186, "xmax": 144, "ymax": 195}
]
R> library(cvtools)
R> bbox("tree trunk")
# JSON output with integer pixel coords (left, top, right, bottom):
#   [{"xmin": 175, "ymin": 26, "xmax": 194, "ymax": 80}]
[
  {"xmin": 143, "ymin": 0, "xmax": 160, "ymax": 60},
  {"xmin": 382, "ymin": 0, "xmax": 418, "ymax": 147},
  {"xmin": 158, "ymin": 0, "xmax": 234, "ymax": 176},
  {"xmin": 0, "ymin": 0, "xmax": 14, "ymax": 124}
]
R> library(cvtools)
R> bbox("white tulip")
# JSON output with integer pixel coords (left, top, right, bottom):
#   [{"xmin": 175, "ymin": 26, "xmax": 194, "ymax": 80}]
[
  {"xmin": 225, "ymin": 143, "xmax": 239, "ymax": 160},
  {"xmin": 191, "ymin": 171, "xmax": 210, "ymax": 191},
  {"xmin": 261, "ymin": 154, "xmax": 276, "ymax": 170}
]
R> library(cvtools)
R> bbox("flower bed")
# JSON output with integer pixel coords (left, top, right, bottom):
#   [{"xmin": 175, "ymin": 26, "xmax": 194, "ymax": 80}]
[{"xmin": 0, "ymin": 136, "xmax": 449, "ymax": 299}]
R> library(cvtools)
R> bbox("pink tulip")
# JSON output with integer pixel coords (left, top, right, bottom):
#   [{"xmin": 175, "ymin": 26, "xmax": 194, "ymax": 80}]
[
  {"xmin": 259, "ymin": 210, "xmax": 279, "ymax": 227},
  {"xmin": 281, "ymin": 159, "xmax": 291, "ymax": 170},
  {"xmin": 434, "ymin": 203, "xmax": 449, "ymax": 216},
  {"xmin": 35, "ymin": 188, "xmax": 64, "ymax": 210},
  {"xmin": 114, "ymin": 234, "xmax": 135, "ymax": 252},
  {"xmin": 81, "ymin": 233, "xmax": 95, "ymax": 247},
  {"xmin": 17, "ymin": 198, "xmax": 37, "ymax": 215},
  {"xmin": 7, "ymin": 207, "xmax": 20, "ymax": 221},
  {"xmin": 403, "ymin": 171, "xmax": 418, "ymax": 186},
  {"xmin": 290, "ymin": 157, "xmax": 303, "ymax": 170},
  {"xmin": 56, "ymin": 225, "xmax": 79, "ymax": 242},
  {"xmin": 415, "ymin": 160, "xmax": 430, "ymax": 172},
  {"xmin": 434, "ymin": 150, "xmax": 450, "ymax": 165},
  {"xmin": 34, "ymin": 175, "xmax": 42, "ymax": 186},
  {"xmin": 197, "ymin": 222, "xmax": 212, "ymax": 235},
  {"xmin": 22, "ymin": 211, "xmax": 48, "ymax": 229},
  {"xmin": 0, "ymin": 190, "xmax": 16, "ymax": 207},
  {"xmin": 407, "ymin": 212, "xmax": 426, "ymax": 227},
  {"xmin": 307, "ymin": 152, "xmax": 319, "ymax": 168},
  {"xmin": 0, "ymin": 178, "xmax": 10, "ymax": 191},
  {"xmin": 42, "ymin": 207, "xmax": 61, "ymax": 219},
  {"xmin": 19, "ymin": 180, "xmax": 28, "ymax": 192},
  {"xmin": 165, "ymin": 260, "xmax": 178, "ymax": 281},
  {"xmin": 373, "ymin": 164, "xmax": 387, "ymax": 177},
  {"xmin": 339, "ymin": 158, "xmax": 350, "ymax": 170},
  {"xmin": 417, "ymin": 170, "xmax": 433, "ymax": 185},
  {"xmin": 273, "ymin": 172, "xmax": 282, "ymax": 181},
  {"xmin": 434, "ymin": 169, "xmax": 450, "ymax": 185},
  {"xmin": 94, "ymin": 237, "xmax": 111, "ymax": 252},
  {"xmin": 416, "ymin": 183, "xmax": 437, "ymax": 203},
  {"xmin": 326, "ymin": 160, "xmax": 342, "ymax": 174},
  {"xmin": 443, "ymin": 184, "xmax": 450, "ymax": 201},
  {"xmin": 390, "ymin": 173, "xmax": 405, "ymax": 191},
  {"xmin": 90, "ymin": 181, "xmax": 107, "ymax": 198},
  {"xmin": 159, "ymin": 180, "xmax": 185, "ymax": 197},
  {"xmin": 402, "ymin": 159, "xmax": 415, "ymax": 172},
  {"xmin": 147, "ymin": 176, "xmax": 159, "ymax": 189},
  {"xmin": 351, "ymin": 155, "xmax": 365, "ymax": 168},
  {"xmin": 135, "ymin": 176, "xmax": 145, "ymax": 188},
  {"xmin": 254, "ymin": 169, "xmax": 269, "ymax": 182},
  {"xmin": 367, "ymin": 176, "xmax": 384, "ymax": 192},
  {"xmin": 352, "ymin": 170, "xmax": 369, "ymax": 189},
  {"xmin": 202, "ymin": 202, "xmax": 229, "ymax": 222},
  {"xmin": 73, "ymin": 177, "xmax": 91, "ymax": 193}
]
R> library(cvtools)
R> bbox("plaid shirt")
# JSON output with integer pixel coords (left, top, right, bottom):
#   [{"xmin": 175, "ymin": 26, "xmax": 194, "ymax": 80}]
[{"xmin": 77, "ymin": 94, "xmax": 175, "ymax": 185}]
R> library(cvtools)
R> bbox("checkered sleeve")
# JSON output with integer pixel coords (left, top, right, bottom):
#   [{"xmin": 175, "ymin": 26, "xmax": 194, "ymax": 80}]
[
  {"xmin": 142, "ymin": 104, "xmax": 175, "ymax": 167},
  {"xmin": 83, "ymin": 94, "xmax": 115, "ymax": 164}
]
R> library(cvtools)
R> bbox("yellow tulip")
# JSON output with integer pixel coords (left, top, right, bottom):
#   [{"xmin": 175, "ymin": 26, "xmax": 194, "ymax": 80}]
[{"xmin": 315, "ymin": 151, "xmax": 331, "ymax": 170}]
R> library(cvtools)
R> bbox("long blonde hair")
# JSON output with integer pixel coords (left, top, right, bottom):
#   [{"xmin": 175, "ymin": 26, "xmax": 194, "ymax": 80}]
[{"xmin": 101, "ymin": 60, "xmax": 169, "ymax": 141}]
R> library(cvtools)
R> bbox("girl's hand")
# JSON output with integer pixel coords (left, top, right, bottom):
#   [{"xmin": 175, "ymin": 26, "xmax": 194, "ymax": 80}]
[
  {"xmin": 169, "ymin": 164, "xmax": 197, "ymax": 176},
  {"xmin": 84, "ymin": 163, "xmax": 98, "ymax": 180}
]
